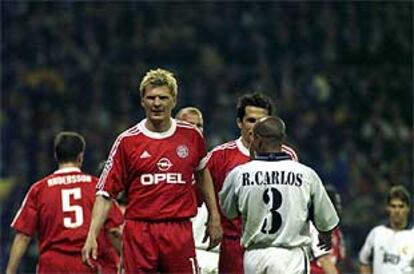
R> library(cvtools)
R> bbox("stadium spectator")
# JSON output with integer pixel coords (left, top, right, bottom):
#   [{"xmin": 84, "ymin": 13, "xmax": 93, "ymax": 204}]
[
  {"xmin": 219, "ymin": 116, "xmax": 339, "ymax": 274},
  {"xmin": 82, "ymin": 69, "xmax": 222, "ymax": 273},
  {"xmin": 200, "ymin": 92, "xmax": 298, "ymax": 273},
  {"xmin": 359, "ymin": 185, "xmax": 414, "ymax": 274},
  {"xmin": 6, "ymin": 132, "xmax": 122, "ymax": 274}
]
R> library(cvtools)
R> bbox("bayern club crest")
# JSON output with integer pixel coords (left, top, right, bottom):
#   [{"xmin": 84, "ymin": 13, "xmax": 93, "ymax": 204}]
[{"xmin": 176, "ymin": 145, "xmax": 189, "ymax": 158}]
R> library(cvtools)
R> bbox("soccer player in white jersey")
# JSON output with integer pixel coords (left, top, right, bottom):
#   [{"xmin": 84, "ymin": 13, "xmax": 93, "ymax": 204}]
[
  {"xmin": 200, "ymin": 92, "xmax": 298, "ymax": 274},
  {"xmin": 359, "ymin": 185, "xmax": 414, "ymax": 274},
  {"xmin": 220, "ymin": 116, "xmax": 339, "ymax": 274},
  {"xmin": 82, "ymin": 69, "xmax": 222, "ymax": 273},
  {"xmin": 176, "ymin": 106, "xmax": 220, "ymax": 274}
]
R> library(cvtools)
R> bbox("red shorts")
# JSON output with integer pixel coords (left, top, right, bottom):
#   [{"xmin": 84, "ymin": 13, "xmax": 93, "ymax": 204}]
[
  {"xmin": 219, "ymin": 236, "xmax": 244, "ymax": 274},
  {"xmin": 122, "ymin": 219, "xmax": 198, "ymax": 273},
  {"xmin": 38, "ymin": 250, "xmax": 97, "ymax": 274}
]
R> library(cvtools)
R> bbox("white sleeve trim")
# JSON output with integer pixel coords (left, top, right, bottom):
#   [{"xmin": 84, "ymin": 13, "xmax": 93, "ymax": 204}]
[{"xmin": 96, "ymin": 190, "xmax": 111, "ymax": 199}]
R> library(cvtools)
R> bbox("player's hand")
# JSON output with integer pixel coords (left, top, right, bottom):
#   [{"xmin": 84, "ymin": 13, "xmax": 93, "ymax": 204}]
[
  {"xmin": 317, "ymin": 231, "xmax": 332, "ymax": 251},
  {"xmin": 81, "ymin": 236, "xmax": 98, "ymax": 269},
  {"xmin": 203, "ymin": 217, "xmax": 223, "ymax": 250}
]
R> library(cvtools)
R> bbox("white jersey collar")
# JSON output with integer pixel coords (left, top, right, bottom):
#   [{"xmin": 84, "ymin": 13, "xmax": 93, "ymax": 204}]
[
  {"xmin": 54, "ymin": 167, "xmax": 81, "ymax": 174},
  {"xmin": 138, "ymin": 118, "xmax": 177, "ymax": 139},
  {"xmin": 236, "ymin": 137, "xmax": 250, "ymax": 157}
]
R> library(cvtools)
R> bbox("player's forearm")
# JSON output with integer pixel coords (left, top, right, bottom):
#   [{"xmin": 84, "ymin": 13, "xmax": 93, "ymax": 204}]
[
  {"xmin": 359, "ymin": 263, "xmax": 372, "ymax": 274},
  {"xmin": 87, "ymin": 195, "xmax": 112, "ymax": 239},
  {"xmin": 317, "ymin": 255, "xmax": 338, "ymax": 274},
  {"xmin": 6, "ymin": 232, "xmax": 31, "ymax": 274},
  {"xmin": 197, "ymin": 169, "xmax": 220, "ymax": 223}
]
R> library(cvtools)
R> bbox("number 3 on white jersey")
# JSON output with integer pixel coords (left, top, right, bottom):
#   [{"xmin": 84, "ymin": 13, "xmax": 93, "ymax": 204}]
[{"xmin": 61, "ymin": 188, "xmax": 83, "ymax": 228}]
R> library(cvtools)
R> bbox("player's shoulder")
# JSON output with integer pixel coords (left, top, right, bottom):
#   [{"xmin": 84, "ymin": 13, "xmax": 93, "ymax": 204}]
[
  {"xmin": 116, "ymin": 124, "xmax": 142, "ymax": 142},
  {"xmin": 368, "ymin": 224, "xmax": 389, "ymax": 236},
  {"xmin": 210, "ymin": 139, "xmax": 238, "ymax": 154},
  {"xmin": 281, "ymin": 143, "xmax": 299, "ymax": 161},
  {"xmin": 176, "ymin": 120, "xmax": 203, "ymax": 137}
]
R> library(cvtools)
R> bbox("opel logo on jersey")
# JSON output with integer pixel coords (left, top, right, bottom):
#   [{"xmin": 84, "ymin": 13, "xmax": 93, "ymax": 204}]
[
  {"xmin": 176, "ymin": 145, "xmax": 189, "ymax": 158},
  {"xmin": 156, "ymin": 157, "xmax": 173, "ymax": 171}
]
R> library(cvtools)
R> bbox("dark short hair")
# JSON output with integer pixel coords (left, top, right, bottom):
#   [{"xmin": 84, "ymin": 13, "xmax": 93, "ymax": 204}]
[
  {"xmin": 387, "ymin": 185, "xmax": 411, "ymax": 207},
  {"xmin": 236, "ymin": 92, "xmax": 273, "ymax": 121},
  {"xmin": 253, "ymin": 116, "xmax": 286, "ymax": 146},
  {"xmin": 54, "ymin": 132, "xmax": 85, "ymax": 163}
]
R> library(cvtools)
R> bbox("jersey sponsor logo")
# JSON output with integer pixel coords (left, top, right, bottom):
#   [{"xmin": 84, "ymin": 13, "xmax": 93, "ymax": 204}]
[
  {"xmin": 157, "ymin": 157, "xmax": 173, "ymax": 171},
  {"xmin": 242, "ymin": 171, "xmax": 303, "ymax": 187},
  {"xmin": 176, "ymin": 145, "xmax": 189, "ymax": 158},
  {"xmin": 382, "ymin": 251, "xmax": 400, "ymax": 264},
  {"xmin": 140, "ymin": 150, "xmax": 151, "ymax": 159},
  {"xmin": 140, "ymin": 173, "xmax": 185, "ymax": 185}
]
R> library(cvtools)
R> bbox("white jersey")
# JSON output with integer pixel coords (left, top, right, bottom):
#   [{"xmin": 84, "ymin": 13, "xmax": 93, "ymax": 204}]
[
  {"xmin": 359, "ymin": 225, "xmax": 414, "ymax": 274},
  {"xmin": 219, "ymin": 153, "xmax": 339, "ymax": 250}
]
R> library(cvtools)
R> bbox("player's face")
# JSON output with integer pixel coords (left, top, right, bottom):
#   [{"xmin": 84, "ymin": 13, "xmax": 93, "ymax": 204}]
[
  {"xmin": 181, "ymin": 113, "xmax": 204, "ymax": 133},
  {"xmin": 141, "ymin": 85, "xmax": 176, "ymax": 124},
  {"xmin": 387, "ymin": 198, "xmax": 409, "ymax": 227},
  {"xmin": 237, "ymin": 106, "xmax": 269, "ymax": 146}
]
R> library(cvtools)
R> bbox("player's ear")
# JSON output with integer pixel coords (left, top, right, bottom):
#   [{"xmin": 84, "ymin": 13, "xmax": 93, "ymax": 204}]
[
  {"xmin": 172, "ymin": 96, "xmax": 177, "ymax": 108},
  {"xmin": 236, "ymin": 118, "xmax": 242, "ymax": 129}
]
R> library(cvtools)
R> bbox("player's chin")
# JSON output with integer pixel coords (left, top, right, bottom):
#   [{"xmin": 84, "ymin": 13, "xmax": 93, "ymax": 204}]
[{"xmin": 149, "ymin": 113, "xmax": 167, "ymax": 122}]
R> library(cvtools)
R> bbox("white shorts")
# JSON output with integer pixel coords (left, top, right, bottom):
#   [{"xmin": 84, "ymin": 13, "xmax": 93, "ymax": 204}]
[
  {"xmin": 196, "ymin": 249, "xmax": 219, "ymax": 274},
  {"xmin": 244, "ymin": 246, "xmax": 309, "ymax": 274}
]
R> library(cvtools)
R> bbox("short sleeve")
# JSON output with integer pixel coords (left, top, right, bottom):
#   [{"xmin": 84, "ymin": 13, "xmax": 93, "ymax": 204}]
[
  {"xmin": 219, "ymin": 167, "xmax": 239, "ymax": 219},
  {"xmin": 359, "ymin": 228, "xmax": 375, "ymax": 265},
  {"xmin": 11, "ymin": 186, "xmax": 39, "ymax": 236},
  {"xmin": 96, "ymin": 135, "xmax": 128, "ymax": 199},
  {"xmin": 195, "ymin": 132, "xmax": 208, "ymax": 171},
  {"xmin": 310, "ymin": 170, "xmax": 339, "ymax": 232}
]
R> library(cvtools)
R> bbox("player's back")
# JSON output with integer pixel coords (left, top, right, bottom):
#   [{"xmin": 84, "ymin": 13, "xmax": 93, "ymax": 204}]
[
  {"xmin": 225, "ymin": 158, "xmax": 338, "ymax": 249},
  {"xmin": 12, "ymin": 167, "xmax": 98, "ymax": 255}
]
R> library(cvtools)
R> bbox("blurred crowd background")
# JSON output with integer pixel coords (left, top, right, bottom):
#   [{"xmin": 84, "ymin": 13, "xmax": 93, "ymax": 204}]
[{"xmin": 1, "ymin": 2, "xmax": 412, "ymax": 273}]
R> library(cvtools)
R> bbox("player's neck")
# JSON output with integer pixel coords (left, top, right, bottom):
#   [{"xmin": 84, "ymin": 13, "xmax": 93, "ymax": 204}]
[
  {"xmin": 390, "ymin": 219, "xmax": 408, "ymax": 231},
  {"xmin": 58, "ymin": 162, "xmax": 81, "ymax": 170},
  {"xmin": 145, "ymin": 118, "xmax": 172, "ymax": 132},
  {"xmin": 241, "ymin": 138, "xmax": 250, "ymax": 149}
]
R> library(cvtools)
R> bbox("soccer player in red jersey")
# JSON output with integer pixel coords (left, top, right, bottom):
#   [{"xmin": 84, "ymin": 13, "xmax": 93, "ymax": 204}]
[
  {"xmin": 6, "ymin": 132, "xmax": 123, "ymax": 274},
  {"xmin": 82, "ymin": 68, "xmax": 222, "ymax": 273},
  {"xmin": 199, "ymin": 93, "xmax": 298, "ymax": 274},
  {"xmin": 176, "ymin": 107, "xmax": 220, "ymax": 274},
  {"xmin": 309, "ymin": 185, "xmax": 346, "ymax": 274}
]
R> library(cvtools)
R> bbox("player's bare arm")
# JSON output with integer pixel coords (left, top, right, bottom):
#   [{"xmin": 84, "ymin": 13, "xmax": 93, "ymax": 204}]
[
  {"xmin": 197, "ymin": 167, "xmax": 223, "ymax": 250},
  {"xmin": 6, "ymin": 232, "xmax": 31, "ymax": 274},
  {"xmin": 82, "ymin": 195, "xmax": 112, "ymax": 268},
  {"xmin": 317, "ymin": 230, "xmax": 333, "ymax": 251}
]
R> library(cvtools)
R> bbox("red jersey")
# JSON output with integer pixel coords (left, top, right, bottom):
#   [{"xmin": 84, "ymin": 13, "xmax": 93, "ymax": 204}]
[
  {"xmin": 11, "ymin": 168, "xmax": 100, "ymax": 255},
  {"xmin": 200, "ymin": 138, "xmax": 298, "ymax": 237},
  {"xmin": 97, "ymin": 119, "xmax": 207, "ymax": 221},
  {"xmin": 310, "ymin": 227, "xmax": 346, "ymax": 274}
]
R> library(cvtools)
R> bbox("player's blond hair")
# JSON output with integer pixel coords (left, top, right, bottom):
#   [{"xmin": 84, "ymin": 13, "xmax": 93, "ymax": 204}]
[
  {"xmin": 139, "ymin": 68, "xmax": 178, "ymax": 98},
  {"xmin": 175, "ymin": 106, "xmax": 203, "ymax": 120}
]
